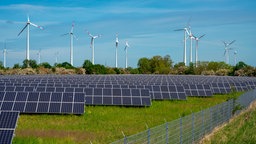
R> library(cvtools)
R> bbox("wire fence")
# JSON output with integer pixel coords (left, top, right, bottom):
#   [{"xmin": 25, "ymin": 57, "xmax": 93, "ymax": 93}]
[{"xmin": 111, "ymin": 89, "xmax": 256, "ymax": 144}]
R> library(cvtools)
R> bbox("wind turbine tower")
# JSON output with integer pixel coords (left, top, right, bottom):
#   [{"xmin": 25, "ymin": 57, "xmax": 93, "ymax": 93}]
[
  {"xmin": 62, "ymin": 22, "xmax": 76, "ymax": 66},
  {"xmin": 88, "ymin": 31, "xmax": 100, "ymax": 65},
  {"xmin": 17, "ymin": 16, "xmax": 44, "ymax": 63},
  {"xmin": 115, "ymin": 34, "xmax": 119, "ymax": 68},
  {"xmin": 55, "ymin": 52, "xmax": 59, "ymax": 64},
  {"xmin": 194, "ymin": 34, "xmax": 205, "ymax": 67},
  {"xmin": 174, "ymin": 27, "xmax": 188, "ymax": 66},
  {"xmin": 223, "ymin": 40, "xmax": 236, "ymax": 64},
  {"xmin": 186, "ymin": 25, "xmax": 194, "ymax": 63},
  {"xmin": 37, "ymin": 49, "xmax": 41, "ymax": 64},
  {"xmin": 124, "ymin": 41, "xmax": 130, "ymax": 68},
  {"xmin": 3, "ymin": 41, "xmax": 7, "ymax": 68},
  {"xmin": 234, "ymin": 51, "xmax": 238, "ymax": 65}
]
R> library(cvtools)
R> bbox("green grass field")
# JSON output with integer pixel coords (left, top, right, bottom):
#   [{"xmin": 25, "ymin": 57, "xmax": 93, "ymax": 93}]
[
  {"xmin": 201, "ymin": 101, "xmax": 256, "ymax": 144},
  {"xmin": 13, "ymin": 92, "xmax": 243, "ymax": 144}
]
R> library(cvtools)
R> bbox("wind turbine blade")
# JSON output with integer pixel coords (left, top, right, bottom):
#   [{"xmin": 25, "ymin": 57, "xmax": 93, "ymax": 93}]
[
  {"xmin": 87, "ymin": 31, "xmax": 94, "ymax": 37},
  {"xmin": 61, "ymin": 33, "xmax": 69, "ymax": 36},
  {"xmin": 174, "ymin": 29, "xmax": 184, "ymax": 31},
  {"xmin": 199, "ymin": 34, "xmax": 205, "ymax": 39},
  {"xmin": 17, "ymin": 24, "xmax": 28, "ymax": 36},
  {"xmin": 224, "ymin": 50, "xmax": 226, "ymax": 56},
  {"xmin": 73, "ymin": 34, "xmax": 78, "ymax": 40},
  {"xmin": 222, "ymin": 41, "xmax": 227, "ymax": 46},
  {"xmin": 30, "ymin": 22, "xmax": 44, "ymax": 30},
  {"xmin": 90, "ymin": 38, "xmax": 93, "ymax": 47},
  {"xmin": 229, "ymin": 40, "xmax": 236, "ymax": 45},
  {"xmin": 71, "ymin": 22, "xmax": 74, "ymax": 33}
]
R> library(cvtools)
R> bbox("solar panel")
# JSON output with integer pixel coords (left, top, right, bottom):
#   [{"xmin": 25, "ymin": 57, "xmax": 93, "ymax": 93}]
[
  {"xmin": 0, "ymin": 92, "xmax": 85, "ymax": 114},
  {"xmin": 85, "ymin": 88, "xmax": 151, "ymax": 106},
  {"xmin": 146, "ymin": 85, "xmax": 187, "ymax": 100},
  {"xmin": 0, "ymin": 111, "xmax": 19, "ymax": 144},
  {"xmin": 183, "ymin": 84, "xmax": 213, "ymax": 96}
]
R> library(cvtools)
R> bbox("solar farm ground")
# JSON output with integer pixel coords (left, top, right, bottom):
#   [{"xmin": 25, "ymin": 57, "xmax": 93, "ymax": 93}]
[{"xmin": 13, "ymin": 92, "xmax": 243, "ymax": 144}]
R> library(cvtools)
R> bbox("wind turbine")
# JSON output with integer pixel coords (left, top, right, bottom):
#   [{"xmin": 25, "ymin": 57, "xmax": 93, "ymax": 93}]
[
  {"xmin": 115, "ymin": 33, "xmax": 119, "ymax": 68},
  {"xmin": 17, "ymin": 16, "xmax": 44, "ymax": 64},
  {"xmin": 55, "ymin": 52, "xmax": 59, "ymax": 64},
  {"xmin": 193, "ymin": 34, "xmax": 205, "ymax": 67},
  {"xmin": 174, "ymin": 27, "xmax": 189, "ymax": 66},
  {"xmin": 37, "ymin": 49, "xmax": 41, "ymax": 64},
  {"xmin": 234, "ymin": 50, "xmax": 238, "ymax": 65},
  {"xmin": 3, "ymin": 41, "xmax": 7, "ymax": 68},
  {"xmin": 185, "ymin": 25, "xmax": 195, "ymax": 64},
  {"xmin": 62, "ymin": 22, "xmax": 76, "ymax": 66},
  {"xmin": 124, "ymin": 41, "xmax": 130, "ymax": 68},
  {"xmin": 87, "ymin": 31, "xmax": 101, "ymax": 65},
  {"xmin": 223, "ymin": 40, "xmax": 236, "ymax": 64}
]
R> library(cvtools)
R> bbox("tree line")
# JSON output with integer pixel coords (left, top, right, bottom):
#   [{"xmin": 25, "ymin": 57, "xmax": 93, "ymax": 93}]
[{"xmin": 0, "ymin": 55, "xmax": 255, "ymax": 76}]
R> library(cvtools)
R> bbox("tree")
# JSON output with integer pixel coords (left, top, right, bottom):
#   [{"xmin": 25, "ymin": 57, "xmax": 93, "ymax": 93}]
[
  {"xmin": 82, "ymin": 60, "xmax": 93, "ymax": 74},
  {"xmin": 22, "ymin": 59, "xmax": 38, "ymax": 69},
  {"xmin": 185, "ymin": 62, "xmax": 195, "ymax": 75},
  {"xmin": 138, "ymin": 57, "xmax": 151, "ymax": 74},
  {"xmin": 13, "ymin": 63, "xmax": 21, "ymax": 69},
  {"xmin": 0, "ymin": 61, "xmax": 4, "ymax": 69},
  {"xmin": 39, "ymin": 62, "xmax": 52, "ymax": 69}
]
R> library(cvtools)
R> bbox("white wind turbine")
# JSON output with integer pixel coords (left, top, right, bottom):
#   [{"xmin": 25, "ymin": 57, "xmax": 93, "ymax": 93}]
[
  {"xmin": 223, "ymin": 40, "xmax": 236, "ymax": 64},
  {"xmin": 115, "ymin": 34, "xmax": 119, "ymax": 68},
  {"xmin": 193, "ymin": 34, "xmax": 205, "ymax": 67},
  {"xmin": 87, "ymin": 31, "xmax": 101, "ymax": 65},
  {"xmin": 37, "ymin": 49, "xmax": 41, "ymax": 64},
  {"xmin": 185, "ymin": 25, "xmax": 195, "ymax": 64},
  {"xmin": 124, "ymin": 41, "xmax": 130, "ymax": 68},
  {"xmin": 174, "ymin": 27, "xmax": 189, "ymax": 66},
  {"xmin": 62, "ymin": 22, "xmax": 76, "ymax": 66},
  {"xmin": 3, "ymin": 41, "xmax": 7, "ymax": 68},
  {"xmin": 234, "ymin": 50, "xmax": 238, "ymax": 65},
  {"xmin": 17, "ymin": 16, "xmax": 44, "ymax": 63},
  {"xmin": 55, "ymin": 52, "xmax": 59, "ymax": 64}
]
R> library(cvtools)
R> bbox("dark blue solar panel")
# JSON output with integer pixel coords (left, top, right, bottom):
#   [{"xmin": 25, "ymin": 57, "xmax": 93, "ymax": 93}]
[
  {"xmin": 1, "ymin": 102, "xmax": 14, "ymax": 110},
  {"xmin": 39, "ymin": 92, "xmax": 51, "ymax": 101},
  {"xmin": 63, "ymin": 93, "xmax": 73, "ymax": 102},
  {"xmin": 0, "ymin": 130, "xmax": 14, "ymax": 144},
  {"xmin": 49, "ymin": 103, "xmax": 61, "ymax": 113},
  {"xmin": 4, "ymin": 92, "xmax": 16, "ymax": 101},
  {"xmin": 25, "ymin": 102, "xmax": 37, "ymax": 113},
  {"xmin": 37, "ymin": 103, "xmax": 49, "ymax": 113},
  {"xmin": 27, "ymin": 92, "xmax": 39, "ymax": 102},
  {"xmin": 13, "ymin": 102, "xmax": 26, "ymax": 111},
  {"xmin": 0, "ymin": 111, "xmax": 19, "ymax": 128},
  {"xmin": 51, "ymin": 93, "xmax": 62, "ymax": 102},
  {"xmin": 61, "ymin": 103, "xmax": 73, "ymax": 113}
]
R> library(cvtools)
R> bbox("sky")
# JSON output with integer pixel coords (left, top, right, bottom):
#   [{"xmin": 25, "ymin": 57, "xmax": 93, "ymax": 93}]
[{"xmin": 0, "ymin": 0, "xmax": 256, "ymax": 68}]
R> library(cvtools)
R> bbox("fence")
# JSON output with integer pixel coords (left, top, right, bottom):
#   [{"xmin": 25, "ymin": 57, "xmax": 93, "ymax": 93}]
[{"xmin": 111, "ymin": 89, "xmax": 256, "ymax": 144}]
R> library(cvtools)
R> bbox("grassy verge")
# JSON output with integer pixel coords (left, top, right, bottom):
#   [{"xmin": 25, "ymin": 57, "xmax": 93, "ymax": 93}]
[
  {"xmin": 13, "ymin": 92, "xmax": 243, "ymax": 144},
  {"xmin": 201, "ymin": 100, "xmax": 256, "ymax": 144}
]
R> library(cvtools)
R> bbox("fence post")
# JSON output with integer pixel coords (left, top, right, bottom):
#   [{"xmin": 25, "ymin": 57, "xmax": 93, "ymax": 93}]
[
  {"xmin": 201, "ymin": 110, "xmax": 204, "ymax": 137},
  {"xmin": 122, "ymin": 131, "xmax": 127, "ymax": 144},
  {"xmin": 147, "ymin": 128, "xmax": 150, "ymax": 144},
  {"xmin": 210, "ymin": 107, "xmax": 213, "ymax": 132},
  {"xmin": 192, "ymin": 112, "xmax": 195, "ymax": 143},
  {"xmin": 180, "ymin": 116, "xmax": 183, "ymax": 144},
  {"xmin": 166, "ymin": 122, "xmax": 168, "ymax": 144}
]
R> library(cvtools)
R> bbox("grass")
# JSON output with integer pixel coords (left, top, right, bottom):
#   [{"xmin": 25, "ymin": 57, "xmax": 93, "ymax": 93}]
[
  {"xmin": 201, "ymin": 100, "xmax": 256, "ymax": 144},
  {"xmin": 13, "ymin": 92, "xmax": 243, "ymax": 144}
]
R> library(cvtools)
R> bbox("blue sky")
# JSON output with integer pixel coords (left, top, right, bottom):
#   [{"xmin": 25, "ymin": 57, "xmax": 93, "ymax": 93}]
[{"xmin": 0, "ymin": 0, "xmax": 256, "ymax": 68}]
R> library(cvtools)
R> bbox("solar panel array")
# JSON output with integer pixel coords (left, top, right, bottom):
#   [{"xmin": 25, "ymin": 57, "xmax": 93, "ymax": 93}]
[
  {"xmin": 0, "ymin": 111, "xmax": 19, "ymax": 144},
  {"xmin": 0, "ymin": 75, "xmax": 255, "ymax": 109}
]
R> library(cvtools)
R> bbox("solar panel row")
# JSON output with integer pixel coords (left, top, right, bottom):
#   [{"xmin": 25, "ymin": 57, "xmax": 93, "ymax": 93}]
[
  {"xmin": 0, "ymin": 92, "xmax": 84, "ymax": 114},
  {"xmin": 0, "ymin": 111, "xmax": 19, "ymax": 144},
  {"xmin": 84, "ymin": 88, "xmax": 151, "ymax": 106}
]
